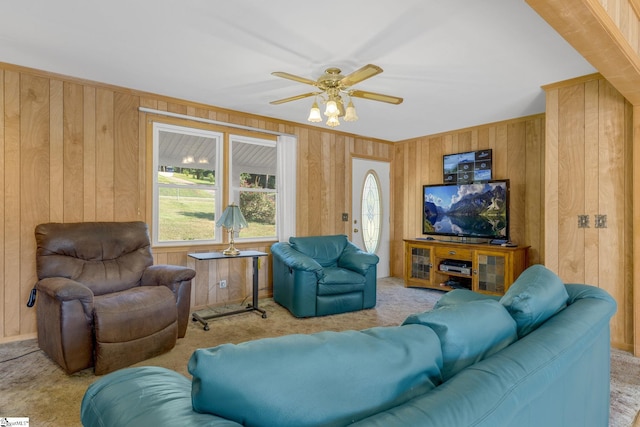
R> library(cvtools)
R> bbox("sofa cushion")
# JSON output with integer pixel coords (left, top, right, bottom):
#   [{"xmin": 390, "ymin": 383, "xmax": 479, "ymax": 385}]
[
  {"xmin": 317, "ymin": 267, "xmax": 366, "ymax": 295},
  {"xmin": 289, "ymin": 235, "xmax": 348, "ymax": 267},
  {"xmin": 319, "ymin": 266, "xmax": 366, "ymax": 285},
  {"xmin": 403, "ymin": 299, "xmax": 517, "ymax": 381},
  {"xmin": 189, "ymin": 325, "xmax": 443, "ymax": 427},
  {"xmin": 499, "ymin": 264, "xmax": 569, "ymax": 337}
]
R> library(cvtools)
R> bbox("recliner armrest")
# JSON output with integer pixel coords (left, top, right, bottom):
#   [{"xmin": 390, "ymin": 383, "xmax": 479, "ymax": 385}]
[
  {"xmin": 36, "ymin": 277, "xmax": 94, "ymax": 302},
  {"xmin": 271, "ymin": 243, "xmax": 323, "ymax": 274},
  {"xmin": 36, "ymin": 277, "xmax": 95, "ymax": 320},
  {"xmin": 141, "ymin": 265, "xmax": 196, "ymax": 291},
  {"xmin": 338, "ymin": 242, "xmax": 379, "ymax": 275},
  {"xmin": 142, "ymin": 265, "xmax": 195, "ymax": 339}
]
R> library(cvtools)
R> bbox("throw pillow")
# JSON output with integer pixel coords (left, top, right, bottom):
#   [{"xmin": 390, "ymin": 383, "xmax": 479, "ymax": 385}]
[
  {"xmin": 189, "ymin": 325, "xmax": 443, "ymax": 427},
  {"xmin": 499, "ymin": 264, "xmax": 569, "ymax": 337},
  {"xmin": 403, "ymin": 299, "xmax": 518, "ymax": 381}
]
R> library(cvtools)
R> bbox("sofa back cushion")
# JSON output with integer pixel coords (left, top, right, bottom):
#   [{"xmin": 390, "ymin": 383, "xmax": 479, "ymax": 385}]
[
  {"xmin": 289, "ymin": 235, "xmax": 348, "ymax": 267},
  {"xmin": 35, "ymin": 221, "xmax": 153, "ymax": 295},
  {"xmin": 403, "ymin": 299, "xmax": 518, "ymax": 381},
  {"xmin": 499, "ymin": 264, "xmax": 569, "ymax": 337},
  {"xmin": 189, "ymin": 325, "xmax": 443, "ymax": 427}
]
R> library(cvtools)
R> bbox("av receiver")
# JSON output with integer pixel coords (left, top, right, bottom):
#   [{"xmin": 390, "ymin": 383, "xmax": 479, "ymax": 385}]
[{"xmin": 439, "ymin": 259, "xmax": 472, "ymax": 275}]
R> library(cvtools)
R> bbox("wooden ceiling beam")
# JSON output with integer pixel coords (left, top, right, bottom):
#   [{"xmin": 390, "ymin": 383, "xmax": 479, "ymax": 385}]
[{"xmin": 526, "ymin": 0, "xmax": 640, "ymax": 104}]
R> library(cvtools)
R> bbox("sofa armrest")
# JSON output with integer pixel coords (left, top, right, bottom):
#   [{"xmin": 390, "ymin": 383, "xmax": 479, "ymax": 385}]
[
  {"xmin": 338, "ymin": 242, "xmax": 379, "ymax": 275},
  {"xmin": 271, "ymin": 243, "xmax": 323, "ymax": 274},
  {"xmin": 564, "ymin": 283, "xmax": 617, "ymax": 306},
  {"xmin": 141, "ymin": 265, "xmax": 195, "ymax": 290},
  {"xmin": 81, "ymin": 366, "xmax": 242, "ymax": 427}
]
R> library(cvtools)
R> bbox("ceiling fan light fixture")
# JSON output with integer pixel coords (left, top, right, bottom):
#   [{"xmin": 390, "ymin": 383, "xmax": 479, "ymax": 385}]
[
  {"xmin": 307, "ymin": 101, "xmax": 322, "ymax": 122},
  {"xmin": 270, "ymin": 64, "xmax": 402, "ymax": 128},
  {"xmin": 326, "ymin": 115, "xmax": 340, "ymax": 127},
  {"xmin": 344, "ymin": 100, "xmax": 358, "ymax": 122}
]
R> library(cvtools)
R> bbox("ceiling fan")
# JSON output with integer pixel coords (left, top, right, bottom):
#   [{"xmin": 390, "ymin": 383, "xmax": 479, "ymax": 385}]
[{"xmin": 270, "ymin": 64, "xmax": 403, "ymax": 127}]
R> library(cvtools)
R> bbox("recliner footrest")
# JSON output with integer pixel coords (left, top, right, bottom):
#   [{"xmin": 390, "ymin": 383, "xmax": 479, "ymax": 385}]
[{"xmin": 93, "ymin": 286, "xmax": 178, "ymax": 374}]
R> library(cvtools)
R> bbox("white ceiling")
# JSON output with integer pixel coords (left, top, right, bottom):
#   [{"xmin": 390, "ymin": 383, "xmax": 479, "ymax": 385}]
[{"xmin": 0, "ymin": 0, "xmax": 595, "ymax": 142}]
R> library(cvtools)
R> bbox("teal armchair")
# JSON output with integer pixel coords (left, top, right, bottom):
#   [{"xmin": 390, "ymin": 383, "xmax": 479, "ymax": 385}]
[{"xmin": 271, "ymin": 235, "xmax": 379, "ymax": 317}]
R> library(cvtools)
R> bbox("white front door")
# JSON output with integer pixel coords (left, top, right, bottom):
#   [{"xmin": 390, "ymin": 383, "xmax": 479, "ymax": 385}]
[{"xmin": 352, "ymin": 158, "xmax": 390, "ymax": 278}]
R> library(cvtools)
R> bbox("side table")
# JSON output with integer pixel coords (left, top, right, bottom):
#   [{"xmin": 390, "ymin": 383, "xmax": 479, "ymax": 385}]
[{"xmin": 188, "ymin": 250, "xmax": 268, "ymax": 330}]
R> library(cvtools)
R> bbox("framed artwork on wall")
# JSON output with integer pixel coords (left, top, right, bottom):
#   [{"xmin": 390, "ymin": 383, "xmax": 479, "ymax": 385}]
[{"xmin": 443, "ymin": 149, "xmax": 492, "ymax": 184}]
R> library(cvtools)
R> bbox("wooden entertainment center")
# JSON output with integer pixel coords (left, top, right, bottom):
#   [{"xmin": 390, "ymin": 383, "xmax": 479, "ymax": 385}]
[{"xmin": 404, "ymin": 239, "xmax": 529, "ymax": 296}]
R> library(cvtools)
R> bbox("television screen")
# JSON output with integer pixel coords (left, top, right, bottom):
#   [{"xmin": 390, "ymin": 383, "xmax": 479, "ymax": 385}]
[
  {"xmin": 423, "ymin": 180, "xmax": 509, "ymax": 239},
  {"xmin": 443, "ymin": 149, "xmax": 492, "ymax": 184}
]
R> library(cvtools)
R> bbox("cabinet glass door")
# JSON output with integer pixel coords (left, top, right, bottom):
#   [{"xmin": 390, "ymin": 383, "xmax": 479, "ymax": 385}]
[
  {"xmin": 476, "ymin": 252, "xmax": 506, "ymax": 293},
  {"xmin": 410, "ymin": 246, "xmax": 432, "ymax": 280}
]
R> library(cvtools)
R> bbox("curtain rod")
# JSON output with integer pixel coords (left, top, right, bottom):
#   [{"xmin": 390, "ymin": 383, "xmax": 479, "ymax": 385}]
[{"xmin": 138, "ymin": 107, "xmax": 295, "ymax": 137}]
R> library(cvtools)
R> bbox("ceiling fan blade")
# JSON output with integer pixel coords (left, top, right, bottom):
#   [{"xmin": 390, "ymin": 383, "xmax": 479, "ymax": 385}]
[
  {"xmin": 350, "ymin": 90, "xmax": 403, "ymax": 105},
  {"xmin": 269, "ymin": 92, "xmax": 318, "ymax": 105},
  {"xmin": 340, "ymin": 64, "xmax": 383, "ymax": 87},
  {"xmin": 271, "ymin": 71, "xmax": 318, "ymax": 86}
]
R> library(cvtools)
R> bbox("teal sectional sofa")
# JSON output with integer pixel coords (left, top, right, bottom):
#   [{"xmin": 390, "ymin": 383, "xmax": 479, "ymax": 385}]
[{"xmin": 80, "ymin": 265, "xmax": 616, "ymax": 427}]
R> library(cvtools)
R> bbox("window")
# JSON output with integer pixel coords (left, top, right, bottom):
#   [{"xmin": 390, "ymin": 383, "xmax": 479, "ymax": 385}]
[
  {"xmin": 152, "ymin": 121, "xmax": 291, "ymax": 246},
  {"xmin": 229, "ymin": 135, "xmax": 277, "ymax": 240},
  {"xmin": 361, "ymin": 171, "xmax": 382, "ymax": 253},
  {"xmin": 152, "ymin": 123, "xmax": 223, "ymax": 245}
]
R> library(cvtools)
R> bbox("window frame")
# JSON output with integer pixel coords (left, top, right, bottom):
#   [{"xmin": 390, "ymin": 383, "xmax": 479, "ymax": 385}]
[
  {"xmin": 229, "ymin": 134, "xmax": 278, "ymax": 243},
  {"xmin": 151, "ymin": 122, "xmax": 224, "ymax": 247}
]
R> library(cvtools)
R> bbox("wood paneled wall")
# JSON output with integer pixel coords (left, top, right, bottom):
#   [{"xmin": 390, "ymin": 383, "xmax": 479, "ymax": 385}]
[
  {"xmin": 0, "ymin": 62, "xmax": 393, "ymax": 342},
  {"xmin": 2, "ymin": 61, "xmax": 634, "ymax": 351},
  {"xmin": 295, "ymin": 129, "xmax": 394, "ymax": 237},
  {"xmin": 390, "ymin": 115, "xmax": 546, "ymax": 277},
  {"xmin": 528, "ymin": 0, "xmax": 640, "ymax": 357},
  {"xmin": 544, "ymin": 74, "xmax": 633, "ymax": 351}
]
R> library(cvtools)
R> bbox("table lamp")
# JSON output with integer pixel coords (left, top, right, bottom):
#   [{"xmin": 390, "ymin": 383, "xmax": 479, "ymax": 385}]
[{"xmin": 217, "ymin": 203, "xmax": 248, "ymax": 256}]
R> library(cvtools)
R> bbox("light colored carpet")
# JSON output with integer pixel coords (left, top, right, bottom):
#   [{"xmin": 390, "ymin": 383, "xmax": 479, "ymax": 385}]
[
  {"xmin": 1, "ymin": 277, "xmax": 638, "ymax": 426},
  {"xmin": 612, "ymin": 345, "xmax": 640, "ymax": 427}
]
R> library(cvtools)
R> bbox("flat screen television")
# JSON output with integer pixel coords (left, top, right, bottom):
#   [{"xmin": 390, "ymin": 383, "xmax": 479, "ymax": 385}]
[{"xmin": 423, "ymin": 180, "xmax": 509, "ymax": 240}]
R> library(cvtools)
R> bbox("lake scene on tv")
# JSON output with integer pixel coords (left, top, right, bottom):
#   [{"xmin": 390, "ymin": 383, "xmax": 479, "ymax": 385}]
[{"xmin": 423, "ymin": 181, "xmax": 508, "ymax": 239}]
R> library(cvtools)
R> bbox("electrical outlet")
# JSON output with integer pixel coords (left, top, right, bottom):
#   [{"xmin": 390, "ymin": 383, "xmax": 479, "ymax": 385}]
[
  {"xmin": 219, "ymin": 279, "xmax": 227, "ymax": 289},
  {"xmin": 595, "ymin": 214, "xmax": 607, "ymax": 229},
  {"xmin": 578, "ymin": 215, "xmax": 589, "ymax": 228}
]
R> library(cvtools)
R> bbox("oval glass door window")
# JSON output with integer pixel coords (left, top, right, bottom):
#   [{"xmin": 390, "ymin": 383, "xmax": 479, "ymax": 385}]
[{"xmin": 361, "ymin": 171, "xmax": 382, "ymax": 253}]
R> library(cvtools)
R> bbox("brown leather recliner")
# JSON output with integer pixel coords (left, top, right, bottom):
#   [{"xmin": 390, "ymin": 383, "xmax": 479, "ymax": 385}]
[{"xmin": 33, "ymin": 221, "xmax": 196, "ymax": 375}]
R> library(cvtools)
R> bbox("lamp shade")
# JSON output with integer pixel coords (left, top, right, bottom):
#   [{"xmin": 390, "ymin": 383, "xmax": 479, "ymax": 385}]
[
  {"xmin": 324, "ymin": 100, "xmax": 339, "ymax": 116},
  {"xmin": 344, "ymin": 100, "xmax": 358, "ymax": 122},
  {"xmin": 307, "ymin": 102, "xmax": 322, "ymax": 122},
  {"xmin": 217, "ymin": 203, "xmax": 248, "ymax": 230},
  {"xmin": 326, "ymin": 115, "xmax": 340, "ymax": 127}
]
